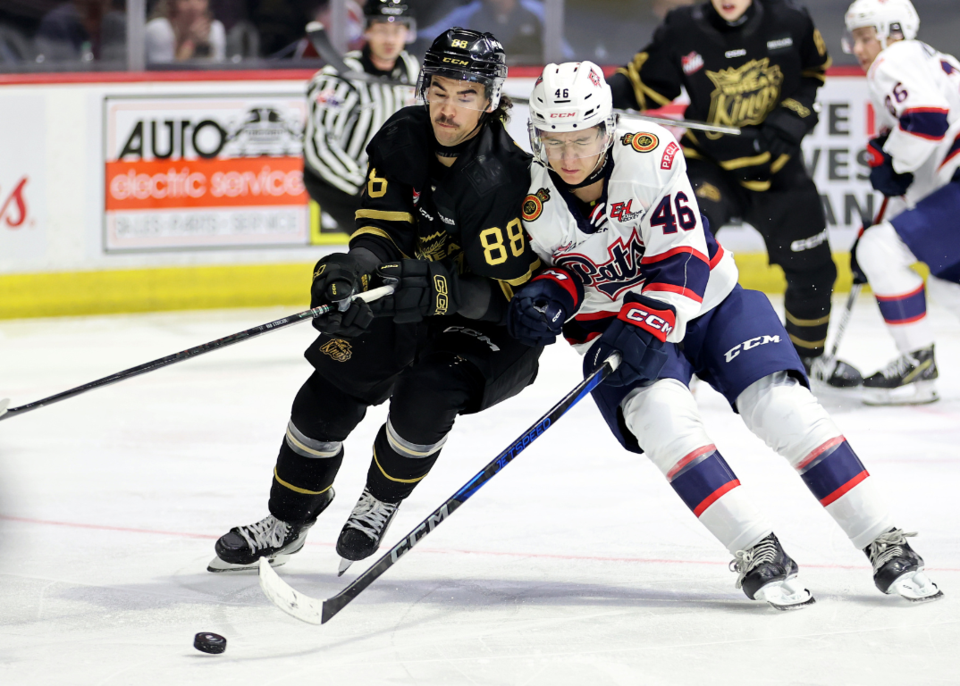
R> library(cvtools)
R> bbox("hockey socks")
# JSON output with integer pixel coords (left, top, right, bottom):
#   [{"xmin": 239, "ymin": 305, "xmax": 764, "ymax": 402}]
[
  {"xmin": 268, "ymin": 421, "xmax": 344, "ymax": 524},
  {"xmin": 667, "ymin": 446, "xmax": 773, "ymax": 553},
  {"xmin": 365, "ymin": 420, "xmax": 445, "ymax": 503}
]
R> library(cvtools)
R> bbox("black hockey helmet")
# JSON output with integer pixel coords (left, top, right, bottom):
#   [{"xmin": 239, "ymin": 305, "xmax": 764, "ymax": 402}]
[
  {"xmin": 417, "ymin": 28, "xmax": 507, "ymax": 110},
  {"xmin": 365, "ymin": 0, "xmax": 415, "ymax": 29}
]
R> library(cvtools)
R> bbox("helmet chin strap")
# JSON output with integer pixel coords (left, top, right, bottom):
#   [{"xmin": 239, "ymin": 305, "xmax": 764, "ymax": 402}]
[{"xmin": 563, "ymin": 151, "xmax": 611, "ymax": 190}]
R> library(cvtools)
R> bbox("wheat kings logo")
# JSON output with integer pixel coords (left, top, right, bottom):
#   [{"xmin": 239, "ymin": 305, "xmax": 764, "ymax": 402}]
[
  {"xmin": 319, "ymin": 338, "xmax": 353, "ymax": 362},
  {"xmin": 705, "ymin": 58, "xmax": 783, "ymax": 139}
]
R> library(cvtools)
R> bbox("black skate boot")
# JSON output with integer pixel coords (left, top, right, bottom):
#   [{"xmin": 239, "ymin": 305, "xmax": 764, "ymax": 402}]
[
  {"xmin": 802, "ymin": 355, "xmax": 863, "ymax": 388},
  {"xmin": 336, "ymin": 487, "xmax": 400, "ymax": 576},
  {"xmin": 207, "ymin": 488, "xmax": 335, "ymax": 573},
  {"xmin": 730, "ymin": 533, "xmax": 815, "ymax": 610},
  {"xmin": 864, "ymin": 528, "xmax": 943, "ymax": 602},
  {"xmin": 863, "ymin": 345, "xmax": 938, "ymax": 405}
]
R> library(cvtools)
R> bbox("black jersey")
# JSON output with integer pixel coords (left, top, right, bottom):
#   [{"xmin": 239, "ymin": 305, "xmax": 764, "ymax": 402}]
[
  {"xmin": 609, "ymin": 0, "xmax": 830, "ymax": 190},
  {"xmin": 349, "ymin": 106, "xmax": 540, "ymax": 300}
]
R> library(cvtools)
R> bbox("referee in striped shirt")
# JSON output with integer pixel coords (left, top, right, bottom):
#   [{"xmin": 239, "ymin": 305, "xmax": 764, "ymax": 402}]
[{"xmin": 304, "ymin": 0, "xmax": 419, "ymax": 233}]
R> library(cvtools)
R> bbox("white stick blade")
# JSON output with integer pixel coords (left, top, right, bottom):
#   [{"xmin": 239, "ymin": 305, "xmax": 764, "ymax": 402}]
[
  {"xmin": 0, "ymin": 398, "xmax": 9, "ymax": 417},
  {"xmin": 258, "ymin": 557, "xmax": 325, "ymax": 625}
]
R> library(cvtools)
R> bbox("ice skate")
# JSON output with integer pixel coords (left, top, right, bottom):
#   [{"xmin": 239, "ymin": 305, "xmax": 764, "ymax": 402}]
[
  {"xmin": 862, "ymin": 345, "xmax": 938, "ymax": 405},
  {"xmin": 730, "ymin": 533, "xmax": 815, "ymax": 610},
  {"xmin": 207, "ymin": 489, "xmax": 334, "ymax": 572},
  {"xmin": 336, "ymin": 487, "xmax": 400, "ymax": 576},
  {"xmin": 802, "ymin": 355, "xmax": 863, "ymax": 388},
  {"xmin": 864, "ymin": 528, "xmax": 943, "ymax": 602}
]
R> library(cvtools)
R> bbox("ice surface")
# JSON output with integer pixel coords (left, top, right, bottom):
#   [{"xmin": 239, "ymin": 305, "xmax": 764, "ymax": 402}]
[{"xmin": 1, "ymin": 295, "xmax": 958, "ymax": 685}]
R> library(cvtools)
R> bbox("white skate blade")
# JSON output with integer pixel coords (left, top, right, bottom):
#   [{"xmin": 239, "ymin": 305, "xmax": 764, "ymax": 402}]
[
  {"xmin": 0, "ymin": 398, "xmax": 9, "ymax": 417},
  {"xmin": 337, "ymin": 557, "xmax": 353, "ymax": 577},
  {"xmin": 754, "ymin": 577, "xmax": 816, "ymax": 611},
  {"xmin": 889, "ymin": 570, "xmax": 944, "ymax": 603},
  {"xmin": 863, "ymin": 380, "xmax": 938, "ymax": 406},
  {"xmin": 207, "ymin": 554, "xmax": 290, "ymax": 574},
  {"xmin": 258, "ymin": 557, "xmax": 325, "ymax": 625}
]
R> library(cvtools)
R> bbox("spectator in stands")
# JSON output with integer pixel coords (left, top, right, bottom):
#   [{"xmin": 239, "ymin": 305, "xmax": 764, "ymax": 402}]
[
  {"xmin": 145, "ymin": 0, "xmax": 226, "ymax": 63},
  {"xmin": 36, "ymin": 0, "xmax": 126, "ymax": 63},
  {"xmin": 415, "ymin": 0, "xmax": 543, "ymax": 63}
]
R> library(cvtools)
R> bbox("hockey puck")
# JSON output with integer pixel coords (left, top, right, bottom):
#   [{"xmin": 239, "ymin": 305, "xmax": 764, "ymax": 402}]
[{"xmin": 193, "ymin": 632, "xmax": 227, "ymax": 654}]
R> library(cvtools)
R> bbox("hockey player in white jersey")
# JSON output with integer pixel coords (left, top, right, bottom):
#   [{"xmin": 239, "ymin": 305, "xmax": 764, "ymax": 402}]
[
  {"xmin": 509, "ymin": 61, "xmax": 942, "ymax": 608},
  {"xmin": 844, "ymin": 0, "xmax": 960, "ymax": 404}
]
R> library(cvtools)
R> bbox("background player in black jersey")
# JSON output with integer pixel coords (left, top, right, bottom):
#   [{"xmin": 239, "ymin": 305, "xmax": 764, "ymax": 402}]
[
  {"xmin": 608, "ymin": 0, "xmax": 862, "ymax": 388},
  {"xmin": 208, "ymin": 28, "xmax": 542, "ymax": 576}
]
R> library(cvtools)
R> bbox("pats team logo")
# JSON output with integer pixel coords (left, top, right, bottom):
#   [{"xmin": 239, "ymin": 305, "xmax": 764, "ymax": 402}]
[
  {"xmin": 319, "ymin": 338, "xmax": 353, "ymax": 362},
  {"xmin": 558, "ymin": 227, "xmax": 647, "ymax": 300},
  {"xmin": 587, "ymin": 68, "xmax": 602, "ymax": 87},
  {"xmin": 705, "ymin": 58, "xmax": 784, "ymax": 139},
  {"xmin": 522, "ymin": 188, "xmax": 551, "ymax": 221},
  {"xmin": 681, "ymin": 51, "xmax": 704, "ymax": 75},
  {"xmin": 620, "ymin": 132, "xmax": 659, "ymax": 153}
]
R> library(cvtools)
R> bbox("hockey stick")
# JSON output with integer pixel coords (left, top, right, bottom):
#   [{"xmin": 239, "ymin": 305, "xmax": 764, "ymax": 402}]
[
  {"xmin": 258, "ymin": 352, "xmax": 622, "ymax": 625},
  {"xmin": 304, "ymin": 22, "xmax": 740, "ymax": 136},
  {"xmin": 0, "ymin": 286, "xmax": 394, "ymax": 422},
  {"xmin": 823, "ymin": 196, "xmax": 890, "ymax": 364}
]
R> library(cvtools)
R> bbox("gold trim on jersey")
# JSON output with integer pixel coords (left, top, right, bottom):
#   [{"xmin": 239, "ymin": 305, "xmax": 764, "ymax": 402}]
[
  {"xmin": 350, "ymin": 226, "xmax": 411, "ymax": 257},
  {"xmin": 719, "ymin": 152, "xmax": 771, "ymax": 171},
  {"xmin": 789, "ymin": 334, "xmax": 827, "ymax": 349},
  {"xmin": 355, "ymin": 209, "xmax": 415, "ymax": 223},
  {"xmin": 739, "ymin": 179, "xmax": 772, "ymax": 191},
  {"xmin": 499, "ymin": 257, "xmax": 542, "ymax": 288},
  {"xmin": 771, "ymin": 153, "xmax": 791, "ymax": 174},
  {"xmin": 786, "ymin": 311, "xmax": 831, "ymax": 327},
  {"xmin": 273, "ymin": 468, "xmax": 332, "ymax": 495},
  {"xmin": 618, "ymin": 52, "xmax": 672, "ymax": 111}
]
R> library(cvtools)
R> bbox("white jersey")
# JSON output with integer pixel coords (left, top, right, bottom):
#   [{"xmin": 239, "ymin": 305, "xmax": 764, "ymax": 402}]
[
  {"xmin": 867, "ymin": 39, "xmax": 960, "ymax": 202},
  {"xmin": 522, "ymin": 122, "xmax": 738, "ymax": 352}
]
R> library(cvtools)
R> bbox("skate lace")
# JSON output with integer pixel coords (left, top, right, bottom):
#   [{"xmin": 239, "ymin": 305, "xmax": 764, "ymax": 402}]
[
  {"xmin": 345, "ymin": 490, "xmax": 398, "ymax": 541},
  {"xmin": 878, "ymin": 354, "xmax": 918, "ymax": 380},
  {"xmin": 237, "ymin": 515, "xmax": 290, "ymax": 552},
  {"xmin": 729, "ymin": 537, "xmax": 778, "ymax": 590},
  {"xmin": 867, "ymin": 529, "xmax": 917, "ymax": 571}
]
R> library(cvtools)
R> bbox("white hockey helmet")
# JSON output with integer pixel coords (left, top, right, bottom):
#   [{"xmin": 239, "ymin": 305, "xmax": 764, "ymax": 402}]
[
  {"xmin": 528, "ymin": 61, "xmax": 618, "ymax": 165},
  {"xmin": 843, "ymin": 0, "xmax": 919, "ymax": 53}
]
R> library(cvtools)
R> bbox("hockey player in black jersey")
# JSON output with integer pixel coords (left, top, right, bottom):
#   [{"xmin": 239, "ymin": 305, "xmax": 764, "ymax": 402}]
[
  {"xmin": 209, "ymin": 28, "xmax": 542, "ymax": 575},
  {"xmin": 608, "ymin": 0, "xmax": 862, "ymax": 388}
]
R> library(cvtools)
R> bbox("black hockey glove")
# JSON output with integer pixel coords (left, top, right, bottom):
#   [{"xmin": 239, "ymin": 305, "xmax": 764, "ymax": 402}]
[
  {"xmin": 849, "ymin": 224, "xmax": 870, "ymax": 286},
  {"xmin": 507, "ymin": 267, "xmax": 584, "ymax": 347},
  {"xmin": 866, "ymin": 136, "xmax": 914, "ymax": 197},
  {"xmin": 310, "ymin": 252, "xmax": 374, "ymax": 338},
  {"xmin": 583, "ymin": 293, "xmax": 674, "ymax": 388},
  {"xmin": 370, "ymin": 259, "xmax": 461, "ymax": 324}
]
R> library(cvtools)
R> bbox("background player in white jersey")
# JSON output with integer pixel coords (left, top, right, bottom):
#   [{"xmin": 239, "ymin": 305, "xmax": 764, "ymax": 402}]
[
  {"xmin": 303, "ymin": 0, "xmax": 419, "ymax": 233},
  {"xmin": 509, "ymin": 61, "xmax": 942, "ymax": 607},
  {"xmin": 844, "ymin": 0, "xmax": 960, "ymax": 405}
]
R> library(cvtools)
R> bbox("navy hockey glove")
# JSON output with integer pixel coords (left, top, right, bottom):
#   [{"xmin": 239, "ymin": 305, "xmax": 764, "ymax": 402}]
[
  {"xmin": 507, "ymin": 267, "xmax": 584, "ymax": 347},
  {"xmin": 310, "ymin": 252, "xmax": 374, "ymax": 338},
  {"xmin": 866, "ymin": 136, "xmax": 914, "ymax": 197},
  {"xmin": 583, "ymin": 293, "xmax": 674, "ymax": 388},
  {"xmin": 370, "ymin": 259, "xmax": 461, "ymax": 324}
]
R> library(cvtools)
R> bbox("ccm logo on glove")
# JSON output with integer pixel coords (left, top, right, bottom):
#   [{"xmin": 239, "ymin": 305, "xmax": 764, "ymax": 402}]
[
  {"xmin": 618, "ymin": 302, "xmax": 676, "ymax": 341},
  {"xmin": 433, "ymin": 275, "xmax": 449, "ymax": 315}
]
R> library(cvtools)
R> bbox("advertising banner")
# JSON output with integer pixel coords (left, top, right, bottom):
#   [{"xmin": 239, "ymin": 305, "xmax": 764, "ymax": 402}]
[{"xmin": 103, "ymin": 93, "xmax": 310, "ymax": 252}]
